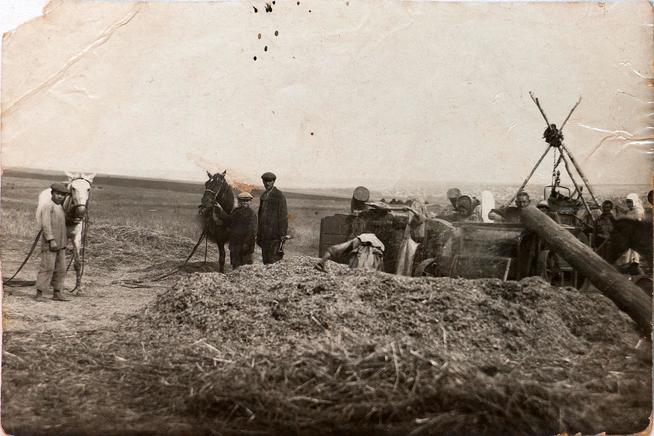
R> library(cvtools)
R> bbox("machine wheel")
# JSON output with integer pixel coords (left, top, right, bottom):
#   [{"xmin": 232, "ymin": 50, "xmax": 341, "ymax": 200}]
[
  {"xmin": 414, "ymin": 258, "xmax": 438, "ymax": 277},
  {"xmin": 536, "ymin": 250, "xmax": 562, "ymax": 285},
  {"xmin": 573, "ymin": 275, "xmax": 587, "ymax": 290},
  {"xmin": 573, "ymin": 231, "xmax": 590, "ymax": 246}
]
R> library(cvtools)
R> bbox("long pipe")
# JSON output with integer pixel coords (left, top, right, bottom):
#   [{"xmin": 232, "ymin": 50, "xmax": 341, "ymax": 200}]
[{"xmin": 520, "ymin": 206, "xmax": 651, "ymax": 335}]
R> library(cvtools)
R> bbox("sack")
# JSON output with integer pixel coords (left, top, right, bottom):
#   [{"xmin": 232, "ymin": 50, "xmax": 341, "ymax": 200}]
[
  {"xmin": 395, "ymin": 219, "xmax": 420, "ymax": 275},
  {"xmin": 351, "ymin": 245, "xmax": 384, "ymax": 271},
  {"xmin": 396, "ymin": 238, "xmax": 419, "ymax": 276}
]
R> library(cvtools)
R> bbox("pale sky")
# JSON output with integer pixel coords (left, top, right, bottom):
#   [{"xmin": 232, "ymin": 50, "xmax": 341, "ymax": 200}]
[{"xmin": 1, "ymin": 0, "xmax": 652, "ymax": 189}]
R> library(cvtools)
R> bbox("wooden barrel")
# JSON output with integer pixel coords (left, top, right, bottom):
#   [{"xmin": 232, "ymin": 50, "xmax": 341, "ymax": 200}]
[
  {"xmin": 353, "ymin": 186, "xmax": 370, "ymax": 202},
  {"xmin": 351, "ymin": 186, "xmax": 370, "ymax": 213}
]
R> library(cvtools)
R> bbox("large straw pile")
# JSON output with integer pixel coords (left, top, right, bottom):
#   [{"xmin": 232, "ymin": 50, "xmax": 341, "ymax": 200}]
[
  {"xmin": 3, "ymin": 256, "xmax": 651, "ymax": 435},
  {"xmin": 132, "ymin": 256, "xmax": 650, "ymax": 434},
  {"xmin": 147, "ymin": 257, "xmax": 638, "ymax": 354}
]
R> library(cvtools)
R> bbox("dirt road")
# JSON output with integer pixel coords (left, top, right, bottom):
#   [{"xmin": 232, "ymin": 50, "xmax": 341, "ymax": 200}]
[
  {"xmin": 2, "ymin": 238, "xmax": 176, "ymax": 334},
  {"xmin": 1, "ymin": 234, "xmax": 287, "ymax": 333}
]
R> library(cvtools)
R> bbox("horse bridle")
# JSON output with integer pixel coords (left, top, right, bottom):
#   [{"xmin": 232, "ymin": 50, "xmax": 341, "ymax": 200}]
[
  {"xmin": 67, "ymin": 177, "xmax": 93, "ymax": 219},
  {"xmin": 202, "ymin": 177, "xmax": 227, "ymax": 209},
  {"xmin": 65, "ymin": 177, "xmax": 94, "ymax": 292}
]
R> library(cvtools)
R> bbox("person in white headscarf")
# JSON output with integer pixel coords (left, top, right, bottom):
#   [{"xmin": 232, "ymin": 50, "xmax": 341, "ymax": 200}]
[
  {"xmin": 617, "ymin": 193, "xmax": 644, "ymax": 270},
  {"xmin": 622, "ymin": 193, "xmax": 645, "ymax": 221}
]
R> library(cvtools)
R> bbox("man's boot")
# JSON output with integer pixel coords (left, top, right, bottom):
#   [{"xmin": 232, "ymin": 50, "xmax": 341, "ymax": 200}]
[
  {"xmin": 34, "ymin": 290, "xmax": 46, "ymax": 302},
  {"xmin": 52, "ymin": 290, "xmax": 68, "ymax": 302}
]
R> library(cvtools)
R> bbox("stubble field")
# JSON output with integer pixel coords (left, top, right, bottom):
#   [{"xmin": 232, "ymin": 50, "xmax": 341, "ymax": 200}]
[{"xmin": 0, "ymin": 174, "xmax": 651, "ymax": 435}]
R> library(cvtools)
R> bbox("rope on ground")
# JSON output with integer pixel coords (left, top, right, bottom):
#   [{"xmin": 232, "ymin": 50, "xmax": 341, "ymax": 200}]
[
  {"xmin": 118, "ymin": 231, "xmax": 207, "ymax": 289},
  {"xmin": 2, "ymin": 230, "xmax": 43, "ymax": 286},
  {"xmin": 66, "ymin": 252, "xmax": 75, "ymax": 272},
  {"xmin": 69, "ymin": 214, "xmax": 90, "ymax": 293}
]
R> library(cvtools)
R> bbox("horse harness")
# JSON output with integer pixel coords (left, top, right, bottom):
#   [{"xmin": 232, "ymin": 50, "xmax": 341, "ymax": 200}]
[
  {"xmin": 203, "ymin": 178, "xmax": 228, "ymax": 210},
  {"xmin": 65, "ymin": 177, "xmax": 93, "ymax": 226}
]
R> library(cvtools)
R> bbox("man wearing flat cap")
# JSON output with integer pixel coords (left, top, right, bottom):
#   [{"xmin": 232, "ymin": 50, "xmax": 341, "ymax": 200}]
[
  {"xmin": 227, "ymin": 191, "xmax": 258, "ymax": 269},
  {"xmin": 35, "ymin": 183, "xmax": 70, "ymax": 302},
  {"xmin": 257, "ymin": 172, "xmax": 288, "ymax": 264}
]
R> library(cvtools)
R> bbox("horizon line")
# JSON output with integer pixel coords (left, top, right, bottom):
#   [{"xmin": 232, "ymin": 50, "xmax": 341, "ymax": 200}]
[{"xmin": 2, "ymin": 166, "xmax": 651, "ymax": 190}]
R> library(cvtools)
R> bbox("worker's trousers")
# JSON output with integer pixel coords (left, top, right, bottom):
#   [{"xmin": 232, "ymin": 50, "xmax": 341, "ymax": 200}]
[
  {"xmin": 36, "ymin": 249, "xmax": 66, "ymax": 292},
  {"xmin": 230, "ymin": 249, "xmax": 253, "ymax": 269},
  {"xmin": 260, "ymin": 240, "xmax": 283, "ymax": 265}
]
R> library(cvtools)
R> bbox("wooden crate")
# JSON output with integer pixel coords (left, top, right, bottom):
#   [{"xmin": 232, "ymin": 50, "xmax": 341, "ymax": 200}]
[
  {"xmin": 318, "ymin": 214, "xmax": 352, "ymax": 257},
  {"xmin": 451, "ymin": 222, "xmax": 528, "ymax": 280},
  {"xmin": 319, "ymin": 211, "xmax": 456, "ymax": 274}
]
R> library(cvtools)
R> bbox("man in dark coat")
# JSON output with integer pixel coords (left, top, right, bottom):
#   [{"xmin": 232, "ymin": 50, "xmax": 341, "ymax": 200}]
[
  {"xmin": 257, "ymin": 172, "xmax": 288, "ymax": 264},
  {"xmin": 228, "ymin": 192, "xmax": 257, "ymax": 269}
]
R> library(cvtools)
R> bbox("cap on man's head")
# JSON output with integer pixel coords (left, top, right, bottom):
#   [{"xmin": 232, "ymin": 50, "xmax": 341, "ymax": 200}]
[
  {"xmin": 237, "ymin": 192, "xmax": 253, "ymax": 201},
  {"xmin": 602, "ymin": 200, "xmax": 613, "ymax": 207},
  {"xmin": 51, "ymin": 183, "xmax": 70, "ymax": 194},
  {"xmin": 537, "ymin": 200, "xmax": 550, "ymax": 209},
  {"xmin": 261, "ymin": 172, "xmax": 276, "ymax": 181}
]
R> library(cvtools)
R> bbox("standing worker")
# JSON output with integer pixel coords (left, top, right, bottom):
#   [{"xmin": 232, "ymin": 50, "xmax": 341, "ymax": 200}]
[
  {"xmin": 617, "ymin": 193, "xmax": 644, "ymax": 273},
  {"xmin": 595, "ymin": 200, "xmax": 615, "ymax": 247},
  {"xmin": 227, "ymin": 192, "xmax": 258, "ymax": 269},
  {"xmin": 618, "ymin": 193, "xmax": 645, "ymax": 221},
  {"xmin": 35, "ymin": 183, "xmax": 70, "ymax": 302},
  {"xmin": 489, "ymin": 191, "xmax": 530, "ymax": 223},
  {"xmin": 257, "ymin": 172, "xmax": 288, "ymax": 264}
]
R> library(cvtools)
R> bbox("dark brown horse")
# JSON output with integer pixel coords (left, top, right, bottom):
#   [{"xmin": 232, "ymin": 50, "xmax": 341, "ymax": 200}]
[
  {"xmin": 601, "ymin": 218, "xmax": 652, "ymax": 273},
  {"xmin": 198, "ymin": 171, "xmax": 234, "ymax": 272}
]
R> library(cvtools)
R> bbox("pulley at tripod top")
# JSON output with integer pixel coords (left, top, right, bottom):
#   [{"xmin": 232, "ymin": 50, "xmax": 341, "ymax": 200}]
[
  {"xmin": 543, "ymin": 124, "xmax": 564, "ymax": 148},
  {"xmin": 507, "ymin": 93, "xmax": 598, "ymax": 210}
]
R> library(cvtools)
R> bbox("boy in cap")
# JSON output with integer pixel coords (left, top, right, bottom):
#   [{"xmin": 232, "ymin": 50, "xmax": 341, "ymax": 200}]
[
  {"xmin": 257, "ymin": 172, "xmax": 288, "ymax": 264},
  {"xmin": 227, "ymin": 191, "xmax": 258, "ymax": 269},
  {"xmin": 35, "ymin": 183, "xmax": 70, "ymax": 301}
]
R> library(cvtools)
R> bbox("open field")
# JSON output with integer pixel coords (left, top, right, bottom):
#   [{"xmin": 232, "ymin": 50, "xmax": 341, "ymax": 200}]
[
  {"xmin": 1, "ymin": 173, "xmax": 651, "ymax": 435},
  {"xmin": 0, "ymin": 173, "xmax": 351, "ymax": 255}
]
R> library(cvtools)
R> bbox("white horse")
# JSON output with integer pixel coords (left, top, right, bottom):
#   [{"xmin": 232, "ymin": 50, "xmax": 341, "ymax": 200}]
[{"xmin": 36, "ymin": 172, "xmax": 95, "ymax": 292}]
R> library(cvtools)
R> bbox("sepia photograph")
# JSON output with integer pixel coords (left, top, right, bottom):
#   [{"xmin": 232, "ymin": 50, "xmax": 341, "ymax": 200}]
[{"xmin": 0, "ymin": 0, "xmax": 652, "ymax": 434}]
